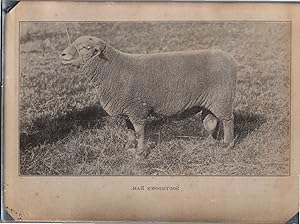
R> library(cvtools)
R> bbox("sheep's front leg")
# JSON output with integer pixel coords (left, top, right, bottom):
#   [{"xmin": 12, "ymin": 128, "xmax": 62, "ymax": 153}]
[
  {"xmin": 125, "ymin": 118, "xmax": 136, "ymax": 150},
  {"xmin": 132, "ymin": 121, "xmax": 148, "ymax": 159},
  {"xmin": 222, "ymin": 116, "xmax": 234, "ymax": 146}
]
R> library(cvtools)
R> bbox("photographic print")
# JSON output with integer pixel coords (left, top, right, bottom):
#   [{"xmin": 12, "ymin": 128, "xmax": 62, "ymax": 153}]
[{"xmin": 19, "ymin": 21, "xmax": 290, "ymax": 176}]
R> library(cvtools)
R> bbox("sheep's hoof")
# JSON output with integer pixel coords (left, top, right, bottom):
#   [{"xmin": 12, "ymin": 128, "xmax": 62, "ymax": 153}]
[
  {"xmin": 125, "ymin": 141, "xmax": 137, "ymax": 152},
  {"xmin": 207, "ymin": 135, "xmax": 218, "ymax": 145},
  {"xmin": 148, "ymin": 141, "xmax": 156, "ymax": 149},
  {"xmin": 221, "ymin": 141, "xmax": 235, "ymax": 149},
  {"xmin": 135, "ymin": 149, "xmax": 150, "ymax": 160},
  {"xmin": 127, "ymin": 147, "xmax": 137, "ymax": 153}
]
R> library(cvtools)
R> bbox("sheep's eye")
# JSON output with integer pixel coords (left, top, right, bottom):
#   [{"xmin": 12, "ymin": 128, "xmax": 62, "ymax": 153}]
[{"xmin": 78, "ymin": 46, "xmax": 91, "ymax": 51}]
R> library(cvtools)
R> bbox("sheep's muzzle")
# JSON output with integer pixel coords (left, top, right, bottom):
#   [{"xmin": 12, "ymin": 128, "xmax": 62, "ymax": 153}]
[{"xmin": 60, "ymin": 44, "xmax": 81, "ymax": 66}]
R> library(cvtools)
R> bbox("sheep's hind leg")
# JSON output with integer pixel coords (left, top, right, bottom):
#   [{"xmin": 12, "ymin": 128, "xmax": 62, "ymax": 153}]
[
  {"xmin": 132, "ymin": 121, "xmax": 149, "ymax": 159},
  {"xmin": 125, "ymin": 118, "xmax": 137, "ymax": 152},
  {"xmin": 222, "ymin": 116, "xmax": 234, "ymax": 147}
]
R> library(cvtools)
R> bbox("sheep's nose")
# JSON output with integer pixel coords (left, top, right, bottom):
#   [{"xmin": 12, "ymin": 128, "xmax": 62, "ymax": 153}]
[{"xmin": 61, "ymin": 53, "xmax": 66, "ymax": 56}]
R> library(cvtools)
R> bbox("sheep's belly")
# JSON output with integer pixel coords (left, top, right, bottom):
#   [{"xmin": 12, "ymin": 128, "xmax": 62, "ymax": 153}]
[{"xmin": 151, "ymin": 93, "xmax": 207, "ymax": 117}]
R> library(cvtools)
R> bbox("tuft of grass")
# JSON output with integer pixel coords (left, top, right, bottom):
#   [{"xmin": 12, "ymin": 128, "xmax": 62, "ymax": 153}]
[{"xmin": 19, "ymin": 22, "xmax": 290, "ymax": 175}]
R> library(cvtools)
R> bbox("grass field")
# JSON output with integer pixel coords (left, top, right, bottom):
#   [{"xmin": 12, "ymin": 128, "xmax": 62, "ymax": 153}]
[{"xmin": 19, "ymin": 22, "xmax": 290, "ymax": 175}]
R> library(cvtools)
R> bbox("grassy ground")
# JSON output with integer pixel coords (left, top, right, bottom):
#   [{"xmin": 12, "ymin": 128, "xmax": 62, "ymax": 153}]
[{"xmin": 19, "ymin": 22, "xmax": 290, "ymax": 175}]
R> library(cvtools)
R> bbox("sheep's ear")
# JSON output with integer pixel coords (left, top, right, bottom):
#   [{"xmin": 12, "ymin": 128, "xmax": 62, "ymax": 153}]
[
  {"xmin": 95, "ymin": 44, "xmax": 109, "ymax": 62},
  {"xmin": 94, "ymin": 45, "xmax": 101, "ymax": 51},
  {"xmin": 91, "ymin": 45, "xmax": 101, "ymax": 58},
  {"xmin": 93, "ymin": 45, "xmax": 101, "ymax": 53}
]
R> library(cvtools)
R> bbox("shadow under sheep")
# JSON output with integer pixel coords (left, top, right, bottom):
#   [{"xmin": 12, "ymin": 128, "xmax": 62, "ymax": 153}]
[
  {"xmin": 146, "ymin": 109, "xmax": 267, "ymax": 144},
  {"xmin": 20, "ymin": 104, "xmax": 108, "ymax": 151},
  {"xmin": 20, "ymin": 105, "xmax": 266, "ymax": 151}
]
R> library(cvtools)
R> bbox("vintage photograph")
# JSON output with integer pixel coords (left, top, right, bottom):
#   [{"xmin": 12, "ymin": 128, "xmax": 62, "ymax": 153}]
[{"xmin": 19, "ymin": 21, "xmax": 290, "ymax": 176}]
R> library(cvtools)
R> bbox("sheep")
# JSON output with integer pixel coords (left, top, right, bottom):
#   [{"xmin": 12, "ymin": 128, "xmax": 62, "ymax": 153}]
[{"xmin": 60, "ymin": 35, "xmax": 237, "ymax": 158}]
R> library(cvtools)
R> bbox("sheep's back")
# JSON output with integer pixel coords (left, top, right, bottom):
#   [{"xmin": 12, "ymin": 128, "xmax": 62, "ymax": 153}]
[{"xmin": 122, "ymin": 50, "xmax": 237, "ymax": 117}]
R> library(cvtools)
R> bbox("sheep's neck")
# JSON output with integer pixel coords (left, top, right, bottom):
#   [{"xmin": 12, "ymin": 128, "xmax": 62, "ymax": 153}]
[
  {"xmin": 81, "ymin": 45, "xmax": 120, "ymax": 84},
  {"xmin": 81, "ymin": 45, "xmax": 124, "ymax": 110}
]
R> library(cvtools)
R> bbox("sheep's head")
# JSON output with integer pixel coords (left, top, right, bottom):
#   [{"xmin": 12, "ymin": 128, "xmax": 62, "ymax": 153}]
[{"xmin": 60, "ymin": 35, "xmax": 108, "ymax": 67}]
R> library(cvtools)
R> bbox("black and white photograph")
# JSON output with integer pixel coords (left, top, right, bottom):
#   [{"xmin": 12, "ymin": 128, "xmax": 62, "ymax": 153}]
[{"xmin": 19, "ymin": 21, "xmax": 290, "ymax": 176}]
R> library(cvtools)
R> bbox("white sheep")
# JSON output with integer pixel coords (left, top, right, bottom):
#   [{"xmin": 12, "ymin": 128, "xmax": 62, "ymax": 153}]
[{"xmin": 60, "ymin": 36, "xmax": 237, "ymax": 158}]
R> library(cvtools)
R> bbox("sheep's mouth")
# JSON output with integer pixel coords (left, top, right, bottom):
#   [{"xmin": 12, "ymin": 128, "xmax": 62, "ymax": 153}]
[
  {"xmin": 61, "ymin": 58, "xmax": 77, "ymax": 64},
  {"xmin": 61, "ymin": 56, "xmax": 82, "ymax": 67}
]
